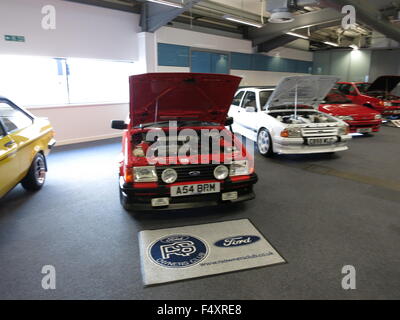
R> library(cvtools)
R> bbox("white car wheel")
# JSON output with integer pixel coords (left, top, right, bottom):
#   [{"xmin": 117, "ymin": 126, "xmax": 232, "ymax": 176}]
[{"xmin": 257, "ymin": 129, "xmax": 273, "ymax": 156}]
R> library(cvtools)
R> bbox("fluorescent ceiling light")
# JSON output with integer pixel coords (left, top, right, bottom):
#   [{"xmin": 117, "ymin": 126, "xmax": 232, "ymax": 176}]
[
  {"xmin": 223, "ymin": 15, "xmax": 263, "ymax": 28},
  {"xmin": 349, "ymin": 44, "xmax": 359, "ymax": 50},
  {"xmin": 323, "ymin": 41, "xmax": 339, "ymax": 47},
  {"xmin": 147, "ymin": 0, "xmax": 183, "ymax": 8},
  {"xmin": 286, "ymin": 31, "xmax": 309, "ymax": 40}
]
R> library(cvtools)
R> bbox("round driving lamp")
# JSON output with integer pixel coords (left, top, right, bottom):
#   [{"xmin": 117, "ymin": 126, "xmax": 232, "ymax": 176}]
[
  {"xmin": 161, "ymin": 168, "xmax": 178, "ymax": 184},
  {"xmin": 214, "ymin": 165, "xmax": 229, "ymax": 180}
]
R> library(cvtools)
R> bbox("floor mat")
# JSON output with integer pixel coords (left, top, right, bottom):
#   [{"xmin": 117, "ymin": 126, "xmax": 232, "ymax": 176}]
[{"xmin": 138, "ymin": 219, "xmax": 285, "ymax": 286}]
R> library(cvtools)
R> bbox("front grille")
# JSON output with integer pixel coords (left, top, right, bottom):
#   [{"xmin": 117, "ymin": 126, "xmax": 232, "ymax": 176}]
[
  {"xmin": 156, "ymin": 164, "xmax": 224, "ymax": 184},
  {"xmin": 301, "ymin": 127, "xmax": 338, "ymax": 137}
]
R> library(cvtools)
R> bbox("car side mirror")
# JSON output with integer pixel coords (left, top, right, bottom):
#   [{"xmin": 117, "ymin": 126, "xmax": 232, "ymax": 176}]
[
  {"xmin": 111, "ymin": 120, "xmax": 127, "ymax": 130},
  {"xmin": 225, "ymin": 117, "xmax": 234, "ymax": 126},
  {"xmin": 245, "ymin": 107, "xmax": 256, "ymax": 113}
]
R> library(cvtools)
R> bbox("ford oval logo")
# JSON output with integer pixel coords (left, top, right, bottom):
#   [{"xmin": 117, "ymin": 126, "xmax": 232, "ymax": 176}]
[
  {"xmin": 214, "ymin": 235, "xmax": 261, "ymax": 248},
  {"xmin": 188, "ymin": 171, "xmax": 201, "ymax": 177}
]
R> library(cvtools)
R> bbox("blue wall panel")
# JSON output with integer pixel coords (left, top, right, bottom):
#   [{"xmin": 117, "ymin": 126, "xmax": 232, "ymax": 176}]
[
  {"xmin": 231, "ymin": 52, "xmax": 252, "ymax": 70},
  {"xmin": 158, "ymin": 42, "xmax": 312, "ymax": 74},
  {"xmin": 158, "ymin": 43, "xmax": 190, "ymax": 67}
]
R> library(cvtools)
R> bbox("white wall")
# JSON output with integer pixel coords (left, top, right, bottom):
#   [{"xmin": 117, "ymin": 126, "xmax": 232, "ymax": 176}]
[
  {"xmin": 266, "ymin": 46, "xmax": 313, "ymax": 62},
  {"xmin": 0, "ymin": 0, "xmax": 140, "ymax": 61},
  {"xmin": 156, "ymin": 26, "xmax": 253, "ymax": 53},
  {"xmin": 1, "ymin": 0, "xmax": 142, "ymax": 145},
  {"xmin": 231, "ymin": 70, "xmax": 309, "ymax": 86},
  {"xmin": 28, "ymin": 103, "xmax": 128, "ymax": 146}
]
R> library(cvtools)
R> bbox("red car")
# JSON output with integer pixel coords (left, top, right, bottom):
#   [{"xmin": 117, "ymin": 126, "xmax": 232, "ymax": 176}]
[
  {"xmin": 319, "ymin": 89, "xmax": 382, "ymax": 134},
  {"xmin": 337, "ymin": 76, "xmax": 400, "ymax": 118},
  {"xmin": 111, "ymin": 73, "xmax": 257, "ymax": 211}
]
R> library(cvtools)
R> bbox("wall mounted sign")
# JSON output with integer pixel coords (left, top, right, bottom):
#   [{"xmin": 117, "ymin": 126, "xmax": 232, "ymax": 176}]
[{"xmin": 4, "ymin": 35, "xmax": 25, "ymax": 42}]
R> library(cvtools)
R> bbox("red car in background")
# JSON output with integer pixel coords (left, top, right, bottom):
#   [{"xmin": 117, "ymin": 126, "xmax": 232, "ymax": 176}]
[
  {"xmin": 337, "ymin": 76, "xmax": 400, "ymax": 118},
  {"xmin": 319, "ymin": 89, "xmax": 382, "ymax": 134}
]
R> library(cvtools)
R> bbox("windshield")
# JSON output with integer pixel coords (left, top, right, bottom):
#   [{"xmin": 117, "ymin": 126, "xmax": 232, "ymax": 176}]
[
  {"xmin": 356, "ymin": 83, "xmax": 372, "ymax": 93},
  {"xmin": 259, "ymin": 90, "xmax": 273, "ymax": 111},
  {"xmin": 325, "ymin": 89, "xmax": 353, "ymax": 104}
]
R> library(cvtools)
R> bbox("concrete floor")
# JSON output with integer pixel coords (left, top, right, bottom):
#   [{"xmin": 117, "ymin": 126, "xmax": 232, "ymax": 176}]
[{"xmin": 0, "ymin": 126, "xmax": 399, "ymax": 299}]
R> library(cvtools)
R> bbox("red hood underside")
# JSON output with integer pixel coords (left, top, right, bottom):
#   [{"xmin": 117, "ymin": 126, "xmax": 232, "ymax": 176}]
[{"xmin": 129, "ymin": 73, "xmax": 242, "ymax": 127}]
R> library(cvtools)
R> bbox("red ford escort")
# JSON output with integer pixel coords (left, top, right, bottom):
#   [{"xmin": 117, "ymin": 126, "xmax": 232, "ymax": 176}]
[
  {"xmin": 112, "ymin": 73, "xmax": 257, "ymax": 211},
  {"xmin": 319, "ymin": 89, "xmax": 382, "ymax": 134},
  {"xmin": 337, "ymin": 76, "xmax": 400, "ymax": 118}
]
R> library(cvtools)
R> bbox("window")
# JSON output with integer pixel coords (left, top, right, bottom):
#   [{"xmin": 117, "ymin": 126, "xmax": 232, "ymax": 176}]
[
  {"xmin": 356, "ymin": 83, "xmax": 371, "ymax": 94},
  {"xmin": 338, "ymin": 84, "xmax": 352, "ymax": 95},
  {"xmin": 191, "ymin": 51, "xmax": 230, "ymax": 74},
  {"xmin": 259, "ymin": 90, "xmax": 273, "ymax": 110},
  {"xmin": 232, "ymin": 91, "xmax": 244, "ymax": 106},
  {"xmin": 0, "ymin": 101, "xmax": 33, "ymax": 133},
  {"xmin": 241, "ymin": 92, "xmax": 257, "ymax": 110},
  {"xmin": 0, "ymin": 55, "xmax": 138, "ymax": 106}
]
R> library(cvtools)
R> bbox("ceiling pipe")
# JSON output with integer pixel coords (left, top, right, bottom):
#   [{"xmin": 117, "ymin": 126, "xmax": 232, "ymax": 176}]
[{"xmin": 320, "ymin": 0, "xmax": 400, "ymax": 43}]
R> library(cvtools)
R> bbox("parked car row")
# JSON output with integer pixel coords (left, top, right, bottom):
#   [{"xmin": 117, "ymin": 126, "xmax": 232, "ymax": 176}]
[{"xmin": 1, "ymin": 73, "xmax": 399, "ymax": 212}]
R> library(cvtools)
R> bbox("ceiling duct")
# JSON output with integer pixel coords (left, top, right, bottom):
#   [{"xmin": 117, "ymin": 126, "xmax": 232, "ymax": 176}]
[{"xmin": 267, "ymin": 0, "xmax": 320, "ymax": 23}]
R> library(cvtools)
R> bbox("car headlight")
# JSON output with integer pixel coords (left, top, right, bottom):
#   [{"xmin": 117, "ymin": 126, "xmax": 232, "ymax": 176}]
[
  {"xmin": 337, "ymin": 115, "xmax": 354, "ymax": 121},
  {"xmin": 229, "ymin": 160, "xmax": 250, "ymax": 177},
  {"xmin": 133, "ymin": 166, "xmax": 157, "ymax": 182},
  {"xmin": 161, "ymin": 168, "xmax": 178, "ymax": 184},
  {"xmin": 384, "ymin": 102, "xmax": 392, "ymax": 107},
  {"xmin": 375, "ymin": 114, "xmax": 382, "ymax": 120},
  {"xmin": 338, "ymin": 125, "xmax": 349, "ymax": 135},
  {"xmin": 280, "ymin": 127, "xmax": 302, "ymax": 138},
  {"xmin": 132, "ymin": 147, "xmax": 145, "ymax": 157},
  {"xmin": 214, "ymin": 165, "xmax": 229, "ymax": 180}
]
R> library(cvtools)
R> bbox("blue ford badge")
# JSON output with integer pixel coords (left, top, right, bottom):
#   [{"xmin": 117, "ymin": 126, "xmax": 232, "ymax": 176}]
[
  {"xmin": 188, "ymin": 171, "xmax": 201, "ymax": 176},
  {"xmin": 214, "ymin": 235, "xmax": 261, "ymax": 248}
]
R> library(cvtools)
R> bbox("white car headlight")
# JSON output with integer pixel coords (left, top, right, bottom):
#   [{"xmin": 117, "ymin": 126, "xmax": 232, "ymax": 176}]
[
  {"xmin": 133, "ymin": 166, "xmax": 157, "ymax": 182},
  {"xmin": 375, "ymin": 114, "xmax": 382, "ymax": 120},
  {"xmin": 229, "ymin": 160, "xmax": 250, "ymax": 177},
  {"xmin": 161, "ymin": 168, "xmax": 178, "ymax": 184},
  {"xmin": 281, "ymin": 127, "xmax": 302, "ymax": 138},
  {"xmin": 214, "ymin": 165, "xmax": 229, "ymax": 180},
  {"xmin": 338, "ymin": 115, "xmax": 354, "ymax": 121}
]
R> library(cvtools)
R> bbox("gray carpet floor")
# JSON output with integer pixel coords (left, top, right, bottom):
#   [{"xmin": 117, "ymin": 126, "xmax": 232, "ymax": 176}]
[{"xmin": 0, "ymin": 126, "xmax": 399, "ymax": 299}]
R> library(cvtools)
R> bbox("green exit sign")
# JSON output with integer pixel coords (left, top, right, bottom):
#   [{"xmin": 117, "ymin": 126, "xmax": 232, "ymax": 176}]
[{"xmin": 4, "ymin": 35, "xmax": 25, "ymax": 42}]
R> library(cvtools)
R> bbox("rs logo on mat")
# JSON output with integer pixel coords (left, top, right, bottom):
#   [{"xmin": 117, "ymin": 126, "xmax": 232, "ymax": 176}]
[{"xmin": 149, "ymin": 235, "xmax": 208, "ymax": 268}]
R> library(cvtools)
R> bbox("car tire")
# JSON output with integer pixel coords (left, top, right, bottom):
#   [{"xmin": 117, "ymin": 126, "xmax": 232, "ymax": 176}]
[
  {"xmin": 257, "ymin": 128, "xmax": 273, "ymax": 157},
  {"xmin": 21, "ymin": 153, "xmax": 46, "ymax": 191}
]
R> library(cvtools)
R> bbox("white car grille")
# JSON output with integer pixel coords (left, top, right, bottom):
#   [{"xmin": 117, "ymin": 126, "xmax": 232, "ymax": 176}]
[{"xmin": 301, "ymin": 127, "xmax": 338, "ymax": 137}]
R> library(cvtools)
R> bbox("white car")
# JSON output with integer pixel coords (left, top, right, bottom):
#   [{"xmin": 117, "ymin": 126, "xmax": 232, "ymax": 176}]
[{"xmin": 228, "ymin": 75, "xmax": 352, "ymax": 156}]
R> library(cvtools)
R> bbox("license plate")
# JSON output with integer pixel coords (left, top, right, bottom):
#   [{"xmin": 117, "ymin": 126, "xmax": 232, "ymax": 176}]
[
  {"xmin": 357, "ymin": 128, "xmax": 372, "ymax": 133},
  {"xmin": 308, "ymin": 138, "xmax": 336, "ymax": 145},
  {"xmin": 171, "ymin": 183, "xmax": 220, "ymax": 197},
  {"xmin": 222, "ymin": 192, "xmax": 238, "ymax": 201}
]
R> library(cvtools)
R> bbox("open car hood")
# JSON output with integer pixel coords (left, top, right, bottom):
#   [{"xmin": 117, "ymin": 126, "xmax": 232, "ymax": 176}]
[
  {"xmin": 129, "ymin": 73, "xmax": 242, "ymax": 127},
  {"xmin": 367, "ymin": 75, "xmax": 400, "ymax": 93},
  {"xmin": 265, "ymin": 75, "xmax": 340, "ymax": 110}
]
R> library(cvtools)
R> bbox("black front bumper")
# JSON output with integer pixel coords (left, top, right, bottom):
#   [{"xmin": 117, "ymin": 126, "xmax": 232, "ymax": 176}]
[{"xmin": 119, "ymin": 174, "xmax": 258, "ymax": 211}]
